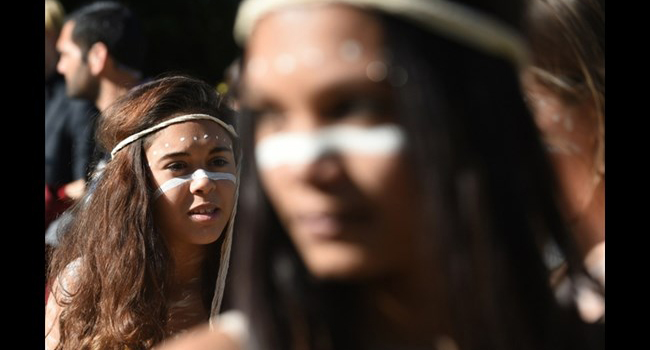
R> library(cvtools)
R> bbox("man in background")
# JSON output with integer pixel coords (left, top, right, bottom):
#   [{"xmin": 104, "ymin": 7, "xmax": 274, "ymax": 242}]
[
  {"xmin": 56, "ymin": 1, "xmax": 147, "ymax": 174},
  {"xmin": 45, "ymin": 0, "xmax": 98, "ymax": 230},
  {"xmin": 47, "ymin": 1, "xmax": 147, "ymax": 246}
]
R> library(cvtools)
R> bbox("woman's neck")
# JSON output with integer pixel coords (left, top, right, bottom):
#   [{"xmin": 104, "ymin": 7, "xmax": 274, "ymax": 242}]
[
  {"xmin": 360, "ymin": 263, "xmax": 452, "ymax": 348},
  {"xmin": 165, "ymin": 244, "xmax": 210, "ymax": 335},
  {"xmin": 168, "ymin": 243, "xmax": 207, "ymax": 287}
]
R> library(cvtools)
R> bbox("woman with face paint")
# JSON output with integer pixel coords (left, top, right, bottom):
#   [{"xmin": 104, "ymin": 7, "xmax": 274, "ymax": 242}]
[
  {"xmin": 156, "ymin": 1, "xmax": 604, "ymax": 350},
  {"xmin": 45, "ymin": 75, "xmax": 240, "ymax": 349},
  {"xmin": 520, "ymin": 0, "xmax": 605, "ymax": 324}
]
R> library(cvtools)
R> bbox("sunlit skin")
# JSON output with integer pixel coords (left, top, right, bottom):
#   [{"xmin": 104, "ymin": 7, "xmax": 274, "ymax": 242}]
[
  {"xmin": 56, "ymin": 21, "xmax": 99, "ymax": 100},
  {"xmin": 243, "ymin": 5, "xmax": 425, "ymax": 282},
  {"xmin": 522, "ymin": 76, "xmax": 604, "ymax": 257},
  {"xmin": 242, "ymin": 6, "xmax": 449, "ymax": 345},
  {"xmin": 147, "ymin": 120, "xmax": 236, "ymax": 256},
  {"xmin": 146, "ymin": 119, "xmax": 237, "ymax": 334}
]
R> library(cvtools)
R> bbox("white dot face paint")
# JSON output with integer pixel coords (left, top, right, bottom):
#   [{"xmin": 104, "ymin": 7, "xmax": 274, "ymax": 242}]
[
  {"xmin": 146, "ymin": 121, "xmax": 237, "ymax": 188},
  {"xmin": 248, "ymin": 38, "xmax": 382, "ymax": 79},
  {"xmin": 274, "ymin": 53, "xmax": 297, "ymax": 75},
  {"xmin": 544, "ymin": 138, "xmax": 581, "ymax": 156},
  {"xmin": 244, "ymin": 5, "xmax": 425, "ymax": 282},
  {"xmin": 339, "ymin": 39, "xmax": 362, "ymax": 62},
  {"xmin": 366, "ymin": 61, "xmax": 388, "ymax": 82},
  {"xmin": 521, "ymin": 73, "xmax": 603, "ymax": 229},
  {"xmin": 146, "ymin": 119, "xmax": 237, "ymax": 249},
  {"xmin": 255, "ymin": 124, "xmax": 406, "ymax": 169}
]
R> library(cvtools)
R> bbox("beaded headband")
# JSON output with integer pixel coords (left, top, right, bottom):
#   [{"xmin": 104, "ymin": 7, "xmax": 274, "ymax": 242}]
[{"xmin": 110, "ymin": 114, "xmax": 238, "ymax": 159}]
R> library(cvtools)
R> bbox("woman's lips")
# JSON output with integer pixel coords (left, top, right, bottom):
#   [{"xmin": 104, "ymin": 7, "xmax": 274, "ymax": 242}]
[
  {"xmin": 293, "ymin": 211, "xmax": 368, "ymax": 239},
  {"xmin": 188, "ymin": 206, "xmax": 220, "ymax": 222}
]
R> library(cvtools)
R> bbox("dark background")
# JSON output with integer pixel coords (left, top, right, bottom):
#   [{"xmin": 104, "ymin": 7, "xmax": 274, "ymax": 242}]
[{"xmin": 58, "ymin": 0, "xmax": 243, "ymax": 86}]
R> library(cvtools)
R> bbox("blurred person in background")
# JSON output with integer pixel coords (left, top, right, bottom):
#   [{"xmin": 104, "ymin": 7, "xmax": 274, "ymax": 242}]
[
  {"xmin": 46, "ymin": 0, "xmax": 149, "ymax": 247},
  {"xmin": 156, "ymin": 0, "xmax": 604, "ymax": 349},
  {"xmin": 217, "ymin": 58, "xmax": 243, "ymax": 111},
  {"xmin": 45, "ymin": 0, "xmax": 98, "ymax": 231},
  {"xmin": 520, "ymin": 0, "xmax": 605, "ymax": 323},
  {"xmin": 56, "ymin": 0, "xmax": 148, "ymax": 174}
]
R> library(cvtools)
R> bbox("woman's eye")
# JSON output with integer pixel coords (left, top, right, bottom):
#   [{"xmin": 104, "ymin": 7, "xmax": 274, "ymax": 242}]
[
  {"xmin": 326, "ymin": 98, "xmax": 388, "ymax": 120},
  {"xmin": 250, "ymin": 108, "xmax": 286, "ymax": 132},
  {"xmin": 210, "ymin": 158, "xmax": 229, "ymax": 167},
  {"xmin": 165, "ymin": 162, "xmax": 187, "ymax": 172}
]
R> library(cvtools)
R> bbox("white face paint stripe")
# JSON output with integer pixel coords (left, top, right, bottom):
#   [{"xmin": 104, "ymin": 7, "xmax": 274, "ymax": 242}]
[
  {"xmin": 153, "ymin": 169, "xmax": 237, "ymax": 199},
  {"xmin": 255, "ymin": 124, "xmax": 406, "ymax": 169}
]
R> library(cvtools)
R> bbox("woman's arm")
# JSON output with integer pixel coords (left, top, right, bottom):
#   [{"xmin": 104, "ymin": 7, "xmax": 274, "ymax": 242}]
[
  {"xmin": 154, "ymin": 310, "xmax": 249, "ymax": 350},
  {"xmin": 154, "ymin": 323, "xmax": 241, "ymax": 350},
  {"xmin": 45, "ymin": 259, "xmax": 81, "ymax": 350},
  {"xmin": 45, "ymin": 276, "xmax": 65, "ymax": 350}
]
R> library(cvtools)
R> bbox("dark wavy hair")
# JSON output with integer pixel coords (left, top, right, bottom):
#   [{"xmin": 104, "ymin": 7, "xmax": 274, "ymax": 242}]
[
  {"xmin": 229, "ymin": 2, "xmax": 603, "ymax": 350},
  {"xmin": 47, "ymin": 75, "xmax": 238, "ymax": 349},
  {"xmin": 67, "ymin": 1, "xmax": 147, "ymax": 73}
]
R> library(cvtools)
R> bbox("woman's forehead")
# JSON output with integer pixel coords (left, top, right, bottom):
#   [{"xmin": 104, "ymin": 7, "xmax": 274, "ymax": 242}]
[
  {"xmin": 246, "ymin": 5, "xmax": 384, "ymax": 64},
  {"xmin": 243, "ymin": 5, "xmax": 389, "ymax": 102},
  {"xmin": 146, "ymin": 120, "xmax": 233, "ymax": 152},
  {"xmin": 153, "ymin": 120, "xmax": 230, "ymax": 139}
]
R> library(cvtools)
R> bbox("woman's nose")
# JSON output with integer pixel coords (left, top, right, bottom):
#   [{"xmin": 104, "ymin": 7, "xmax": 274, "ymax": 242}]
[
  {"xmin": 291, "ymin": 149, "xmax": 347, "ymax": 190},
  {"xmin": 189, "ymin": 170, "xmax": 217, "ymax": 195}
]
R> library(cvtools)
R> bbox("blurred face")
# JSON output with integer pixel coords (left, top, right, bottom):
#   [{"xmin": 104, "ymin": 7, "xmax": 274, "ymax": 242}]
[
  {"xmin": 242, "ymin": 5, "xmax": 423, "ymax": 281},
  {"xmin": 522, "ymin": 75, "xmax": 602, "ymax": 221},
  {"xmin": 56, "ymin": 21, "xmax": 99, "ymax": 100},
  {"xmin": 146, "ymin": 120, "xmax": 237, "ymax": 252}
]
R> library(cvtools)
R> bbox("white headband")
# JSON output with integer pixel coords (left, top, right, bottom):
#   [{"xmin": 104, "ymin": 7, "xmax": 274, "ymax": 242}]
[
  {"xmin": 110, "ymin": 114, "xmax": 238, "ymax": 159},
  {"xmin": 234, "ymin": 0, "xmax": 529, "ymax": 67}
]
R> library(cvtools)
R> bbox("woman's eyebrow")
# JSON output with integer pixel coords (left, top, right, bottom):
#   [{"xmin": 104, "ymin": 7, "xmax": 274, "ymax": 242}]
[
  {"xmin": 155, "ymin": 144, "xmax": 232, "ymax": 163},
  {"xmin": 210, "ymin": 146, "xmax": 233, "ymax": 154},
  {"xmin": 157, "ymin": 151, "xmax": 190, "ymax": 162}
]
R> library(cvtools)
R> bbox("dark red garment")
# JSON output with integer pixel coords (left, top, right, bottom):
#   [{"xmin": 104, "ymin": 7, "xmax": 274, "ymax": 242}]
[{"xmin": 45, "ymin": 184, "xmax": 73, "ymax": 230}]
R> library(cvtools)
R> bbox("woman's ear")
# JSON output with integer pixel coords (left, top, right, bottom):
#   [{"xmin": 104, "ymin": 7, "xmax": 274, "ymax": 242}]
[{"xmin": 87, "ymin": 41, "xmax": 108, "ymax": 76}]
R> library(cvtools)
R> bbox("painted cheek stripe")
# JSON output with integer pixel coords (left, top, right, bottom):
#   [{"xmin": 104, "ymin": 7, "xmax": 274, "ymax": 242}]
[
  {"xmin": 153, "ymin": 169, "xmax": 237, "ymax": 199},
  {"xmin": 255, "ymin": 124, "xmax": 406, "ymax": 169}
]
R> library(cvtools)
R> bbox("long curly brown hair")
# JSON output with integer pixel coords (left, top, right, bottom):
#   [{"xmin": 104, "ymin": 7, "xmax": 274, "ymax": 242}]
[{"xmin": 47, "ymin": 75, "xmax": 239, "ymax": 349}]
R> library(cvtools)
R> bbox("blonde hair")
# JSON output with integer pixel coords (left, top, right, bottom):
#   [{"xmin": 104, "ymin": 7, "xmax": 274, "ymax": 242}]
[{"xmin": 45, "ymin": 0, "xmax": 66, "ymax": 34}]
